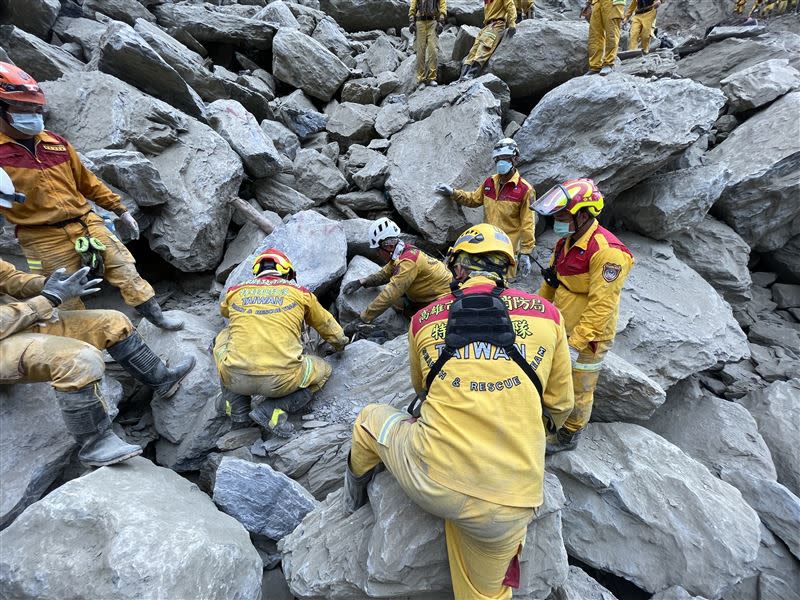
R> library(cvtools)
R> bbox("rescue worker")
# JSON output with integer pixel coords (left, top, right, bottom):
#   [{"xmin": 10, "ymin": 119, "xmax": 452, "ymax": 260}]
[
  {"xmin": 739, "ymin": 0, "xmax": 798, "ymax": 16},
  {"xmin": 342, "ymin": 217, "xmax": 452, "ymax": 325},
  {"xmin": 409, "ymin": 0, "xmax": 447, "ymax": 89},
  {"xmin": 214, "ymin": 249, "xmax": 348, "ymax": 438},
  {"xmin": 624, "ymin": 0, "xmax": 662, "ymax": 54},
  {"xmin": 434, "ymin": 138, "xmax": 535, "ymax": 280},
  {"xmin": 515, "ymin": 0, "xmax": 535, "ymax": 20},
  {"xmin": 1, "ymin": 170, "xmax": 196, "ymax": 466},
  {"xmin": 584, "ymin": 0, "xmax": 626, "ymax": 75},
  {"xmin": 0, "ymin": 62, "xmax": 182, "ymax": 330},
  {"xmin": 531, "ymin": 178, "xmax": 633, "ymax": 453},
  {"xmin": 459, "ymin": 0, "xmax": 517, "ymax": 80},
  {"xmin": 343, "ymin": 223, "xmax": 574, "ymax": 599}
]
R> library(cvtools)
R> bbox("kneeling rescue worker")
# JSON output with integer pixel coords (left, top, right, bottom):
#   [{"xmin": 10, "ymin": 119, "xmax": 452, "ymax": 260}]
[
  {"xmin": 532, "ymin": 178, "xmax": 634, "ymax": 453},
  {"xmin": 0, "ymin": 62, "xmax": 181, "ymax": 330},
  {"xmin": 343, "ymin": 223, "xmax": 575, "ymax": 599},
  {"xmin": 1, "ymin": 169, "xmax": 195, "ymax": 466},
  {"xmin": 214, "ymin": 249, "xmax": 348, "ymax": 438},
  {"xmin": 342, "ymin": 217, "xmax": 452, "ymax": 325}
]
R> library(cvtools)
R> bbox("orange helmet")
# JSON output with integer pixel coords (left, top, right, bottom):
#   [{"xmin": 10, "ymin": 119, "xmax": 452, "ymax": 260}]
[
  {"xmin": 532, "ymin": 178, "xmax": 604, "ymax": 217},
  {"xmin": 252, "ymin": 248, "xmax": 295, "ymax": 279},
  {"xmin": 0, "ymin": 62, "xmax": 45, "ymax": 107}
]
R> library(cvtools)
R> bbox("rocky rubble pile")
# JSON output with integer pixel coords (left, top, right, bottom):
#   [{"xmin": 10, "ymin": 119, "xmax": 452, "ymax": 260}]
[{"xmin": 1, "ymin": 1, "xmax": 799, "ymax": 599}]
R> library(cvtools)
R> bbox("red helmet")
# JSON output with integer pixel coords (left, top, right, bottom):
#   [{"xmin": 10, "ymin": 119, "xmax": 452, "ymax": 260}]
[
  {"xmin": 532, "ymin": 178, "xmax": 604, "ymax": 217},
  {"xmin": 252, "ymin": 248, "xmax": 296, "ymax": 280},
  {"xmin": 0, "ymin": 62, "xmax": 46, "ymax": 107}
]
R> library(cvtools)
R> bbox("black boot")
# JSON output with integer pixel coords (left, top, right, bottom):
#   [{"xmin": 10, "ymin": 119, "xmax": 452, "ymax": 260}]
[
  {"xmin": 249, "ymin": 387, "xmax": 313, "ymax": 437},
  {"xmin": 215, "ymin": 388, "xmax": 252, "ymax": 429},
  {"xmin": 545, "ymin": 427, "xmax": 583, "ymax": 455},
  {"xmin": 135, "ymin": 297, "xmax": 184, "ymax": 331},
  {"xmin": 108, "ymin": 331, "xmax": 196, "ymax": 400},
  {"xmin": 458, "ymin": 62, "xmax": 472, "ymax": 81},
  {"xmin": 342, "ymin": 452, "xmax": 377, "ymax": 514},
  {"xmin": 463, "ymin": 63, "xmax": 481, "ymax": 80},
  {"xmin": 57, "ymin": 384, "xmax": 142, "ymax": 467}
]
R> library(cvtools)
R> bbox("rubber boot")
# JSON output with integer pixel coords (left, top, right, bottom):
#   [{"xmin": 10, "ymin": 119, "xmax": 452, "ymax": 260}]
[
  {"xmin": 458, "ymin": 62, "xmax": 471, "ymax": 81},
  {"xmin": 545, "ymin": 428, "xmax": 583, "ymax": 455},
  {"xmin": 215, "ymin": 388, "xmax": 252, "ymax": 429},
  {"xmin": 107, "ymin": 331, "xmax": 196, "ymax": 400},
  {"xmin": 135, "ymin": 297, "xmax": 184, "ymax": 331},
  {"xmin": 57, "ymin": 384, "xmax": 143, "ymax": 467},
  {"xmin": 249, "ymin": 405, "xmax": 295, "ymax": 438},
  {"xmin": 342, "ymin": 452, "xmax": 376, "ymax": 514},
  {"xmin": 463, "ymin": 63, "xmax": 481, "ymax": 80}
]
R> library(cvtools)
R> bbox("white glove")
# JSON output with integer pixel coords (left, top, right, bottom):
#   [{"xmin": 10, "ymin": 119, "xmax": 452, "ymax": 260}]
[
  {"xmin": 120, "ymin": 211, "xmax": 140, "ymax": 240},
  {"xmin": 435, "ymin": 183, "xmax": 454, "ymax": 197},
  {"xmin": 568, "ymin": 346, "xmax": 580, "ymax": 365},
  {"xmin": 517, "ymin": 254, "xmax": 532, "ymax": 278}
]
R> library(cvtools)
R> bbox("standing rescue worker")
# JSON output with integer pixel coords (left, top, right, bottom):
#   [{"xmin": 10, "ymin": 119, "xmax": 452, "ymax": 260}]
[
  {"xmin": 584, "ymin": 0, "xmax": 626, "ymax": 75},
  {"xmin": 737, "ymin": 0, "xmax": 798, "ymax": 16},
  {"xmin": 624, "ymin": 0, "xmax": 662, "ymax": 54},
  {"xmin": 531, "ymin": 178, "xmax": 633, "ymax": 453},
  {"xmin": 409, "ymin": 0, "xmax": 447, "ymax": 89},
  {"xmin": 459, "ymin": 0, "xmax": 517, "ymax": 80},
  {"xmin": 515, "ymin": 0, "xmax": 535, "ymax": 20},
  {"xmin": 343, "ymin": 223, "xmax": 574, "ymax": 599},
  {"xmin": 342, "ymin": 218, "xmax": 452, "ymax": 324},
  {"xmin": 0, "ymin": 62, "xmax": 181, "ymax": 330},
  {"xmin": 435, "ymin": 138, "xmax": 535, "ymax": 279},
  {"xmin": 214, "ymin": 249, "xmax": 348, "ymax": 438}
]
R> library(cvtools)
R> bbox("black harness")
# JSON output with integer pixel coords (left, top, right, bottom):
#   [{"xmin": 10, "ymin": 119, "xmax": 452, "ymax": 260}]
[{"xmin": 408, "ymin": 285, "xmax": 550, "ymax": 425}]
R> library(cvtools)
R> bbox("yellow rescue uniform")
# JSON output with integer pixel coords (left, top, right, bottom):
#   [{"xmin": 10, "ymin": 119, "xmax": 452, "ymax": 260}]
[
  {"xmin": 538, "ymin": 221, "xmax": 633, "ymax": 432},
  {"xmin": 464, "ymin": 0, "xmax": 516, "ymax": 68},
  {"xmin": 214, "ymin": 275, "xmax": 347, "ymax": 398},
  {"xmin": 588, "ymin": 0, "xmax": 626, "ymax": 70},
  {"xmin": 351, "ymin": 276, "xmax": 574, "ymax": 599},
  {"xmin": 514, "ymin": 0, "xmax": 534, "ymax": 16},
  {"xmin": 410, "ymin": 0, "xmax": 447, "ymax": 83},
  {"xmin": 625, "ymin": 0, "xmax": 658, "ymax": 53},
  {"xmin": 361, "ymin": 244, "xmax": 452, "ymax": 323}
]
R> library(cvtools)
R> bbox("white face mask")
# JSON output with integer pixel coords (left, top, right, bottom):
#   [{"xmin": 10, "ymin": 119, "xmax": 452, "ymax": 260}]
[{"xmin": 7, "ymin": 112, "xmax": 44, "ymax": 136}]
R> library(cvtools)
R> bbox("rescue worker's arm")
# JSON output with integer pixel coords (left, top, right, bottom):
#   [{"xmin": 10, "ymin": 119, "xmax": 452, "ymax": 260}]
[
  {"xmin": 408, "ymin": 327, "xmax": 425, "ymax": 396},
  {"xmin": 219, "ymin": 289, "xmax": 232, "ymax": 319},
  {"xmin": 409, "ymin": 0, "xmax": 417, "ymax": 18},
  {"xmin": 503, "ymin": 0, "xmax": 517, "ymax": 26},
  {"xmin": 361, "ymin": 258, "xmax": 419, "ymax": 323},
  {"xmin": 451, "ymin": 182, "xmax": 486, "ymax": 208},
  {"xmin": 537, "ymin": 252, "xmax": 556, "ymax": 301},
  {"xmin": 518, "ymin": 188, "xmax": 535, "ymax": 255},
  {"xmin": 568, "ymin": 247, "xmax": 632, "ymax": 352},
  {"xmin": 305, "ymin": 293, "xmax": 348, "ymax": 350},
  {"xmin": 0, "ymin": 297, "xmax": 55, "ymax": 339},
  {"xmin": 542, "ymin": 317, "xmax": 575, "ymax": 431},
  {"xmin": 361, "ymin": 262, "xmax": 393, "ymax": 288},
  {"xmin": 67, "ymin": 142, "xmax": 127, "ymax": 216},
  {"xmin": 624, "ymin": 0, "xmax": 637, "ymax": 20},
  {"xmin": 0, "ymin": 260, "xmax": 45, "ymax": 299}
]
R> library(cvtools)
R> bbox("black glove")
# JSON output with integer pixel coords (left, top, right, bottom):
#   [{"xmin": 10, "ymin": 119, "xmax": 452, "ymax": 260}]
[
  {"xmin": 506, "ymin": 27, "xmax": 516, "ymax": 39},
  {"xmin": 342, "ymin": 279, "xmax": 363, "ymax": 295},
  {"xmin": 409, "ymin": 19, "xmax": 416, "ymax": 34},
  {"xmin": 41, "ymin": 267, "xmax": 102, "ymax": 306}
]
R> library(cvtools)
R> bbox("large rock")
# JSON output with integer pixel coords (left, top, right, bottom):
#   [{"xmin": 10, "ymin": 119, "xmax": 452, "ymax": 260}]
[
  {"xmin": 52, "ymin": 17, "xmax": 106, "ymax": 62},
  {"xmin": 591, "ymin": 351, "xmax": 666, "ymax": 423},
  {"xmin": 326, "ymin": 102, "xmax": 379, "ymax": 147},
  {"xmin": 0, "ymin": 0, "xmax": 60, "ymax": 38},
  {"xmin": 656, "ymin": 0, "xmax": 728, "ymax": 33},
  {"xmin": 280, "ymin": 471, "xmax": 569, "ymax": 599},
  {"xmin": 82, "ymin": 149, "xmax": 170, "ymax": 207},
  {"xmin": 252, "ymin": 178, "xmax": 315, "ymax": 216},
  {"xmin": 720, "ymin": 58, "xmax": 800, "ymax": 112},
  {"xmin": 293, "ymin": 149, "xmax": 348, "ymax": 203},
  {"xmin": 224, "ymin": 210, "xmax": 347, "ymax": 298},
  {"xmin": 273, "ymin": 27, "xmax": 350, "ymax": 102},
  {"xmin": 707, "ymin": 91, "xmax": 800, "ymax": 253},
  {"xmin": 312, "ymin": 17, "xmax": 353, "ymax": 64},
  {"xmin": 548, "ymin": 423, "xmax": 761, "ymax": 598},
  {"xmin": 271, "ymin": 90, "xmax": 329, "ymax": 140},
  {"xmin": 84, "ymin": 0, "xmax": 156, "ymax": 25},
  {"xmin": 737, "ymin": 379, "xmax": 800, "ymax": 497},
  {"xmin": 360, "ymin": 36, "xmax": 402, "ymax": 76},
  {"xmin": 154, "ymin": 2, "xmax": 277, "ymax": 49},
  {"xmin": 764, "ymin": 234, "xmax": 800, "ymax": 284},
  {"xmin": 213, "ymin": 457, "xmax": 318, "ymax": 540},
  {"xmin": 208, "ymin": 99, "xmax": 282, "ymax": 178},
  {"xmin": 254, "ymin": 0, "xmax": 301, "ymax": 28},
  {"xmin": 215, "ymin": 207, "xmax": 280, "ymax": 283},
  {"xmin": 516, "ymin": 74, "xmax": 725, "ymax": 196},
  {"xmin": 485, "ymin": 19, "xmax": 588, "ymax": 97},
  {"xmin": 549, "ymin": 566, "xmax": 620, "ymax": 600},
  {"xmin": 724, "ymin": 524, "xmax": 800, "ymax": 600},
  {"xmin": 0, "ymin": 25, "xmax": 84, "ymax": 82},
  {"xmin": 0, "ymin": 457, "xmax": 262, "ymax": 600},
  {"xmin": 319, "ymin": 0, "xmax": 407, "ymax": 32},
  {"xmin": 386, "ymin": 81, "xmax": 502, "ymax": 245}
]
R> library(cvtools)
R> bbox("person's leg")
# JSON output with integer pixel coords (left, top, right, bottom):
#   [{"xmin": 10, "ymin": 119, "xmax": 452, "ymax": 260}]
[
  {"xmin": 414, "ymin": 22, "xmax": 427, "ymax": 83},
  {"xmin": 628, "ymin": 14, "xmax": 643, "ymax": 50},
  {"xmin": 426, "ymin": 21, "xmax": 439, "ymax": 82},
  {"xmin": 471, "ymin": 22, "xmax": 504, "ymax": 69},
  {"xmin": 640, "ymin": 10, "xmax": 656, "ymax": 52},
  {"xmin": 587, "ymin": 1, "xmax": 605, "ymax": 71},
  {"xmin": 602, "ymin": 0, "xmax": 625, "ymax": 67},
  {"xmin": 29, "ymin": 309, "xmax": 133, "ymax": 349}
]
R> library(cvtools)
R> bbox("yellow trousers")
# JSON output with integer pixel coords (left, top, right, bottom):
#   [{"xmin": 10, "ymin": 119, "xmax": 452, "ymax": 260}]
[
  {"xmin": 464, "ymin": 21, "xmax": 506, "ymax": 68},
  {"xmin": 628, "ymin": 9, "xmax": 656, "ymax": 53},
  {"xmin": 414, "ymin": 20, "xmax": 439, "ymax": 83},
  {"xmin": 351, "ymin": 404, "xmax": 534, "ymax": 600},
  {"xmin": 563, "ymin": 340, "xmax": 612, "ymax": 433},
  {"xmin": 0, "ymin": 309, "xmax": 133, "ymax": 391},
  {"xmin": 588, "ymin": 0, "xmax": 624, "ymax": 70},
  {"xmin": 15, "ymin": 212, "xmax": 155, "ymax": 310}
]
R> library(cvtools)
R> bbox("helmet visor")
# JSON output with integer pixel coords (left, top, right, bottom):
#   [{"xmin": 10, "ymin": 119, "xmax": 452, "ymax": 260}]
[{"xmin": 531, "ymin": 184, "xmax": 569, "ymax": 216}]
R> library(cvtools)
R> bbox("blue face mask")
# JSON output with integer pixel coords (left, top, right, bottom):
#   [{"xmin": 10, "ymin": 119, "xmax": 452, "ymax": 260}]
[
  {"xmin": 8, "ymin": 112, "xmax": 44, "ymax": 136},
  {"xmin": 496, "ymin": 160, "xmax": 513, "ymax": 175},
  {"xmin": 553, "ymin": 220, "xmax": 573, "ymax": 238}
]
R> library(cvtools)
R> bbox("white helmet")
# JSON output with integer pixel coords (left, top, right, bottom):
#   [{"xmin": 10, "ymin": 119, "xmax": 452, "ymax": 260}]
[
  {"xmin": 492, "ymin": 137, "xmax": 519, "ymax": 160},
  {"xmin": 369, "ymin": 217, "xmax": 402, "ymax": 249},
  {"xmin": 0, "ymin": 168, "xmax": 25, "ymax": 209}
]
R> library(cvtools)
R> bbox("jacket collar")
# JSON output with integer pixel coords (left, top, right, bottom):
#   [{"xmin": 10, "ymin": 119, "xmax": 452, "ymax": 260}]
[
  {"xmin": 493, "ymin": 170, "xmax": 521, "ymax": 188},
  {"xmin": 569, "ymin": 219, "xmax": 599, "ymax": 251},
  {"xmin": 0, "ymin": 130, "xmax": 60, "ymax": 146}
]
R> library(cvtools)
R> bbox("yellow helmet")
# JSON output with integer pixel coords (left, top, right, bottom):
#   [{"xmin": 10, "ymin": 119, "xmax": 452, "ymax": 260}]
[
  {"xmin": 252, "ymin": 248, "xmax": 296, "ymax": 279},
  {"xmin": 446, "ymin": 223, "xmax": 517, "ymax": 270}
]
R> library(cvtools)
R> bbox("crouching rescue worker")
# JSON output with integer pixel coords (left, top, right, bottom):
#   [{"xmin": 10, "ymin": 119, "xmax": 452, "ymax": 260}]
[
  {"xmin": 343, "ymin": 223, "xmax": 575, "ymax": 599},
  {"xmin": 342, "ymin": 218, "xmax": 451, "ymax": 326},
  {"xmin": 435, "ymin": 138, "xmax": 535, "ymax": 279},
  {"xmin": 0, "ymin": 62, "xmax": 181, "ymax": 330},
  {"xmin": 531, "ymin": 178, "xmax": 633, "ymax": 453},
  {"xmin": 409, "ymin": 0, "xmax": 447, "ymax": 89},
  {"xmin": 214, "ymin": 249, "xmax": 348, "ymax": 438},
  {"xmin": 459, "ymin": 0, "xmax": 517, "ymax": 80}
]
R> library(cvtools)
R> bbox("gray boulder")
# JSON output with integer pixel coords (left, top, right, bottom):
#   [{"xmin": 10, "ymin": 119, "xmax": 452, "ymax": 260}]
[
  {"xmin": 375, "ymin": 99, "xmax": 410, "ymax": 138},
  {"xmin": 592, "ymin": 351, "xmax": 666, "ymax": 423},
  {"xmin": 548, "ymin": 423, "xmax": 761, "ymax": 598},
  {"xmin": 293, "ymin": 149, "xmax": 348, "ymax": 203},
  {"xmin": 0, "ymin": 457, "xmax": 262, "ymax": 600},
  {"xmin": 254, "ymin": 0, "xmax": 301, "ymax": 28},
  {"xmin": 340, "ymin": 145, "xmax": 388, "ymax": 191},
  {"xmin": 252, "ymin": 178, "xmax": 315, "ymax": 216},
  {"xmin": 224, "ymin": 210, "xmax": 347, "ymax": 297},
  {"xmin": 721, "ymin": 58, "xmax": 800, "ymax": 112},
  {"xmin": 318, "ymin": 0, "xmax": 407, "ymax": 31},
  {"xmin": 651, "ymin": 588, "xmax": 710, "ymax": 600},
  {"xmin": 327, "ymin": 102, "xmax": 379, "ymax": 148},
  {"xmin": 341, "ymin": 77, "xmax": 381, "ymax": 105},
  {"xmin": 214, "ymin": 207, "xmax": 280, "ymax": 283},
  {"xmin": 452, "ymin": 24, "xmax": 480, "ymax": 60},
  {"xmin": 764, "ymin": 234, "xmax": 800, "ymax": 284},
  {"xmin": 707, "ymin": 91, "xmax": 800, "ymax": 253},
  {"xmin": 154, "ymin": 3, "xmax": 277, "ymax": 49},
  {"xmin": 83, "ymin": 149, "xmax": 170, "ymax": 207},
  {"xmin": 548, "ymin": 566, "xmax": 620, "ymax": 600},
  {"xmin": 773, "ymin": 283, "xmax": 800, "ymax": 309},
  {"xmin": 213, "ymin": 457, "xmax": 318, "ymax": 540},
  {"xmin": 84, "ymin": 0, "xmax": 156, "ymax": 25},
  {"xmin": 336, "ymin": 189, "xmax": 389, "ymax": 214},
  {"xmin": 0, "ymin": 25, "xmax": 84, "ymax": 82},
  {"xmin": 155, "ymin": 398, "xmax": 228, "ymax": 473},
  {"xmin": 312, "ymin": 17, "xmax": 353, "ymax": 64},
  {"xmin": 386, "ymin": 81, "xmax": 502, "ymax": 245},
  {"xmin": 0, "ymin": 0, "xmax": 60, "ymax": 38},
  {"xmin": 656, "ymin": 0, "xmax": 728, "ymax": 33},
  {"xmin": 208, "ymin": 99, "xmax": 282, "ymax": 178},
  {"xmin": 361, "ymin": 36, "xmax": 402, "ymax": 76},
  {"xmin": 724, "ymin": 524, "xmax": 800, "ymax": 600},
  {"xmin": 516, "ymin": 74, "xmax": 725, "ymax": 196},
  {"xmin": 273, "ymin": 28, "xmax": 350, "ymax": 102},
  {"xmin": 271, "ymin": 90, "xmax": 329, "ymax": 140},
  {"xmin": 280, "ymin": 471, "xmax": 569, "ymax": 599},
  {"xmin": 52, "ymin": 17, "xmax": 106, "ymax": 62},
  {"xmin": 737, "ymin": 379, "xmax": 800, "ymax": 496},
  {"xmin": 261, "ymin": 119, "xmax": 301, "ymax": 161}
]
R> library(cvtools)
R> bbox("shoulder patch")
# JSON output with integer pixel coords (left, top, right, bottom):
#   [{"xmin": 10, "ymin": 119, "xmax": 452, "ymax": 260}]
[{"xmin": 602, "ymin": 262, "xmax": 622, "ymax": 282}]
